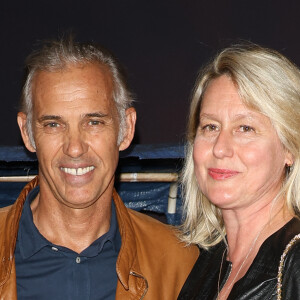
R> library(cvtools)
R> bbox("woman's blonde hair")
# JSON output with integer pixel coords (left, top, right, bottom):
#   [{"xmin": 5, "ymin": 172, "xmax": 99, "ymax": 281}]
[{"xmin": 180, "ymin": 43, "xmax": 300, "ymax": 249}]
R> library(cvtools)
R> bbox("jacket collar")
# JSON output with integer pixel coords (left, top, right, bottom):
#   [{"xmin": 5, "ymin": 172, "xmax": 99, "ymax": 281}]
[
  {"xmin": 0, "ymin": 177, "xmax": 143, "ymax": 292},
  {"xmin": 0, "ymin": 176, "xmax": 39, "ymax": 286},
  {"xmin": 112, "ymin": 189, "xmax": 143, "ymax": 290}
]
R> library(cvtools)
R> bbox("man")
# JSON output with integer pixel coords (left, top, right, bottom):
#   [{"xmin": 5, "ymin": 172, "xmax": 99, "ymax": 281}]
[{"xmin": 0, "ymin": 38, "xmax": 198, "ymax": 299}]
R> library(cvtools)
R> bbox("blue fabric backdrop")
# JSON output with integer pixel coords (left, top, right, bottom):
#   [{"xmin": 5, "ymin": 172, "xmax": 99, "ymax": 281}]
[{"xmin": 0, "ymin": 144, "xmax": 185, "ymax": 225}]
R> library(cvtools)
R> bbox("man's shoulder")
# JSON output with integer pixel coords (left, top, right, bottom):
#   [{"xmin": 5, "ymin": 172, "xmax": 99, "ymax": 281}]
[
  {"xmin": 123, "ymin": 207, "xmax": 199, "ymax": 292},
  {"xmin": 0, "ymin": 205, "xmax": 13, "ymax": 213},
  {"xmin": 0, "ymin": 205, "xmax": 13, "ymax": 221},
  {"xmin": 126, "ymin": 207, "xmax": 198, "ymax": 253},
  {"xmin": 127, "ymin": 207, "xmax": 175, "ymax": 233},
  {"xmin": 0, "ymin": 205, "xmax": 15, "ymax": 237}
]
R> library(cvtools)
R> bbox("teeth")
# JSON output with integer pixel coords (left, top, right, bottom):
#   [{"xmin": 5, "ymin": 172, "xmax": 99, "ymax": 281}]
[{"xmin": 61, "ymin": 166, "xmax": 95, "ymax": 176}]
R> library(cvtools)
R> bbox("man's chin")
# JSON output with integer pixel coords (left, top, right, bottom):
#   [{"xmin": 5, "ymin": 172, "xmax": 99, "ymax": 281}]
[{"xmin": 57, "ymin": 195, "xmax": 100, "ymax": 209}]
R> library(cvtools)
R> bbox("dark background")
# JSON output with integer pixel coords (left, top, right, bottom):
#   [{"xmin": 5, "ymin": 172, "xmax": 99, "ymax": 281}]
[{"xmin": 1, "ymin": 0, "xmax": 300, "ymax": 146}]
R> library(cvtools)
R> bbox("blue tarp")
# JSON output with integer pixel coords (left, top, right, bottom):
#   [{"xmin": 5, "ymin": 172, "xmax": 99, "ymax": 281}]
[{"xmin": 0, "ymin": 143, "xmax": 185, "ymax": 162}]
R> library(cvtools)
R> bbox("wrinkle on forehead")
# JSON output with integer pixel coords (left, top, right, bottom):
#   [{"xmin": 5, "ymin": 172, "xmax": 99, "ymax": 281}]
[{"xmin": 32, "ymin": 63, "xmax": 114, "ymax": 108}]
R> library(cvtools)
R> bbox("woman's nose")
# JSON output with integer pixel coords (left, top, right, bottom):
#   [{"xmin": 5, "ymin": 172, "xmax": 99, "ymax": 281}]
[{"xmin": 212, "ymin": 130, "xmax": 234, "ymax": 159}]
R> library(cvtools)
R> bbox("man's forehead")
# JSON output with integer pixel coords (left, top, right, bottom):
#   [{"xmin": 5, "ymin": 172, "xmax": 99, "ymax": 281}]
[
  {"xmin": 32, "ymin": 63, "xmax": 113, "ymax": 97},
  {"xmin": 34, "ymin": 62, "xmax": 112, "ymax": 83},
  {"xmin": 30, "ymin": 63, "xmax": 117, "ymax": 115}
]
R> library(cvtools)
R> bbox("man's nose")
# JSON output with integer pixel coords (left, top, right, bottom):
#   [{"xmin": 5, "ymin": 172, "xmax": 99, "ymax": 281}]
[
  {"xmin": 63, "ymin": 128, "xmax": 88, "ymax": 158},
  {"xmin": 212, "ymin": 130, "xmax": 234, "ymax": 159}
]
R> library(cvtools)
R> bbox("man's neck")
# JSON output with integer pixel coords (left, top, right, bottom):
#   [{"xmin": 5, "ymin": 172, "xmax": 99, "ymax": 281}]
[{"xmin": 30, "ymin": 192, "xmax": 112, "ymax": 253}]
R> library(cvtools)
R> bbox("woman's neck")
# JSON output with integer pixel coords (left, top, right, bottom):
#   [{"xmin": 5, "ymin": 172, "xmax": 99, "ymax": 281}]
[{"xmin": 223, "ymin": 196, "xmax": 293, "ymax": 262}]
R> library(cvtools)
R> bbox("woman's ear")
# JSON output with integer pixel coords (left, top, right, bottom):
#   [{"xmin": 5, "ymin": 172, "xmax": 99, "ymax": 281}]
[
  {"xmin": 284, "ymin": 150, "xmax": 294, "ymax": 167},
  {"xmin": 119, "ymin": 107, "xmax": 136, "ymax": 151},
  {"xmin": 17, "ymin": 112, "xmax": 36, "ymax": 153}
]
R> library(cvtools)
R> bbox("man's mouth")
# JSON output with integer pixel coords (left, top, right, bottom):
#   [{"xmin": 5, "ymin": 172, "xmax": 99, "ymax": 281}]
[{"xmin": 60, "ymin": 166, "xmax": 95, "ymax": 176}]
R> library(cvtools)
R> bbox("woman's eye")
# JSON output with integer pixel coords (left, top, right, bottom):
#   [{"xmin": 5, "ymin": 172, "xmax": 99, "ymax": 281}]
[
  {"xmin": 239, "ymin": 125, "xmax": 255, "ymax": 132},
  {"xmin": 202, "ymin": 124, "xmax": 218, "ymax": 131}
]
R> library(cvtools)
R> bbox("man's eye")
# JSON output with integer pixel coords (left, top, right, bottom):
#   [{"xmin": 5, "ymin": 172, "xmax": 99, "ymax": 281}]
[
  {"xmin": 239, "ymin": 125, "xmax": 255, "ymax": 132},
  {"xmin": 88, "ymin": 120, "xmax": 103, "ymax": 126},
  {"xmin": 45, "ymin": 122, "xmax": 59, "ymax": 128},
  {"xmin": 202, "ymin": 124, "xmax": 218, "ymax": 131}
]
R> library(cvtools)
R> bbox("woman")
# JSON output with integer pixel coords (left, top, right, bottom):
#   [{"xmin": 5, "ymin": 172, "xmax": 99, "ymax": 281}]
[{"xmin": 178, "ymin": 44, "xmax": 300, "ymax": 299}]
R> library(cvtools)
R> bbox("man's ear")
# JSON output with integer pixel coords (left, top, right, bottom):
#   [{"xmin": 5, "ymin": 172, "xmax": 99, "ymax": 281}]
[
  {"xmin": 119, "ymin": 107, "xmax": 136, "ymax": 151},
  {"xmin": 17, "ymin": 112, "xmax": 36, "ymax": 153}
]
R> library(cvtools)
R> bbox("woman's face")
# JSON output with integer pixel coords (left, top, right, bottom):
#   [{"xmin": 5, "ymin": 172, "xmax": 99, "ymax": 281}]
[{"xmin": 193, "ymin": 75, "xmax": 293, "ymax": 211}]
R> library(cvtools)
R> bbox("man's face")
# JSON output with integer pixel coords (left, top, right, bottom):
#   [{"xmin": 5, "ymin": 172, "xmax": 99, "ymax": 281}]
[{"xmin": 18, "ymin": 63, "xmax": 134, "ymax": 209}]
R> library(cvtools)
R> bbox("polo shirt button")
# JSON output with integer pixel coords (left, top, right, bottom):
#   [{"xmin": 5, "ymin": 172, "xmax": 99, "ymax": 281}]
[{"xmin": 76, "ymin": 257, "xmax": 81, "ymax": 264}]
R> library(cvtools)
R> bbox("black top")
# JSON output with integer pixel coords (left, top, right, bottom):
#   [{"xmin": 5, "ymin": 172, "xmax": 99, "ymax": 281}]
[{"xmin": 178, "ymin": 218, "xmax": 300, "ymax": 300}]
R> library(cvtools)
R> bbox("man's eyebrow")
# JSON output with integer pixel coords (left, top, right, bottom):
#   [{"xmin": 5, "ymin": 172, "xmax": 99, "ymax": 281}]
[
  {"xmin": 38, "ymin": 113, "xmax": 109, "ymax": 121},
  {"xmin": 38, "ymin": 115, "xmax": 62, "ymax": 122},
  {"xmin": 84, "ymin": 112, "xmax": 109, "ymax": 118}
]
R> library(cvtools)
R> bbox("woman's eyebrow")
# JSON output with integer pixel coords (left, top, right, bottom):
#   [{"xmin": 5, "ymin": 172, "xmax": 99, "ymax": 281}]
[{"xmin": 199, "ymin": 112, "xmax": 258, "ymax": 120}]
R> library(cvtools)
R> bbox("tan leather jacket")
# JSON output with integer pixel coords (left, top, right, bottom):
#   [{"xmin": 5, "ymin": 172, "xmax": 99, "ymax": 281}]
[{"xmin": 0, "ymin": 177, "xmax": 198, "ymax": 299}]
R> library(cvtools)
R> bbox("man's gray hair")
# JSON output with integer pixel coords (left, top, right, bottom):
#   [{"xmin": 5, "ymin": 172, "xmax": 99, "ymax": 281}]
[{"xmin": 20, "ymin": 36, "xmax": 133, "ymax": 148}]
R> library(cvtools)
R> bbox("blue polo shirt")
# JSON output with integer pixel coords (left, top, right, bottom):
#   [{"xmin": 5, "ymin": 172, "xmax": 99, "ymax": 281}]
[{"xmin": 15, "ymin": 186, "xmax": 121, "ymax": 300}]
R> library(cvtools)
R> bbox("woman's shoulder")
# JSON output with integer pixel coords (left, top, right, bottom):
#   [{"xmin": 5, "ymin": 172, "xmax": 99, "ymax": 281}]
[
  {"xmin": 262, "ymin": 217, "xmax": 300, "ymax": 256},
  {"xmin": 279, "ymin": 230, "xmax": 300, "ymax": 299},
  {"xmin": 280, "ymin": 219, "xmax": 300, "ymax": 265}
]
